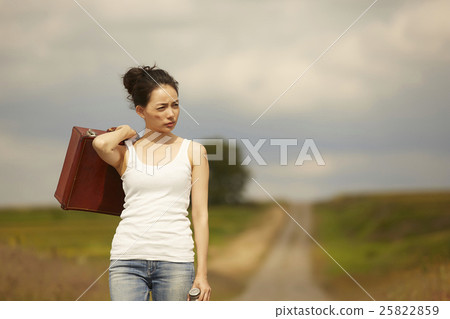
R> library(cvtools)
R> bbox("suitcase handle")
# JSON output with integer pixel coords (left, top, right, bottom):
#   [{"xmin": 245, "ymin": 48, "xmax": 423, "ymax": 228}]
[
  {"xmin": 86, "ymin": 128, "xmax": 116, "ymax": 137},
  {"xmin": 84, "ymin": 127, "xmax": 128, "ymax": 146}
]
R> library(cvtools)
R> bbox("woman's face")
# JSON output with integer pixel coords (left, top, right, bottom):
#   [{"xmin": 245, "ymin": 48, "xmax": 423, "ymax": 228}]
[{"xmin": 136, "ymin": 84, "xmax": 180, "ymax": 134}]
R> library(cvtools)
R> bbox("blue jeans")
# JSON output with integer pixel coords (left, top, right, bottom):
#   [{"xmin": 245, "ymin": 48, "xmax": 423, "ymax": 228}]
[{"xmin": 109, "ymin": 259, "xmax": 195, "ymax": 301}]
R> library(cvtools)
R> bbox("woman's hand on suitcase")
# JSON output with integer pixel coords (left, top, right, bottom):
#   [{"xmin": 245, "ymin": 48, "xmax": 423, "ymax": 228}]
[{"xmin": 109, "ymin": 125, "xmax": 137, "ymax": 139}]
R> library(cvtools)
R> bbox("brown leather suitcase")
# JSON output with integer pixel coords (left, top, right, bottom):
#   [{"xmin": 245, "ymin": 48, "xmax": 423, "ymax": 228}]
[{"xmin": 54, "ymin": 126, "xmax": 125, "ymax": 216}]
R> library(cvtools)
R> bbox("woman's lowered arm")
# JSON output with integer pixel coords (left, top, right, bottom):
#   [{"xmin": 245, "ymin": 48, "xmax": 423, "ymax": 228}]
[{"xmin": 190, "ymin": 143, "xmax": 211, "ymax": 301}]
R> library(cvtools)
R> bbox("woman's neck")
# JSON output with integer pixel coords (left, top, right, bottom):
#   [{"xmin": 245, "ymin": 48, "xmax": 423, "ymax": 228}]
[{"xmin": 140, "ymin": 128, "xmax": 177, "ymax": 144}]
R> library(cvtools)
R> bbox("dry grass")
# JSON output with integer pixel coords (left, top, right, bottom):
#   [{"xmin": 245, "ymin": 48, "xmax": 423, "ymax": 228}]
[
  {"xmin": 0, "ymin": 243, "xmax": 110, "ymax": 300},
  {"xmin": 315, "ymin": 260, "xmax": 449, "ymax": 301}
]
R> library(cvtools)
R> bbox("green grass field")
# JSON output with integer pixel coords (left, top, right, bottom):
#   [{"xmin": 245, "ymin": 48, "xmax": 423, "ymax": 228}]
[
  {"xmin": 312, "ymin": 191, "xmax": 450, "ymax": 300},
  {"xmin": 0, "ymin": 202, "xmax": 271, "ymax": 300}
]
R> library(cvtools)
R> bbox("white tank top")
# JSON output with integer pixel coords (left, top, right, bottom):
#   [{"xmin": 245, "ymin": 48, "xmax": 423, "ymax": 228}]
[{"xmin": 110, "ymin": 137, "xmax": 194, "ymax": 262}]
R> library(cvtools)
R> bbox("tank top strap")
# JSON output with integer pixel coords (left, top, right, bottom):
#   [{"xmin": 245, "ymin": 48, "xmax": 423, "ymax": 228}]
[
  {"xmin": 124, "ymin": 139, "xmax": 137, "ymax": 169},
  {"xmin": 180, "ymin": 138, "xmax": 191, "ymax": 162}
]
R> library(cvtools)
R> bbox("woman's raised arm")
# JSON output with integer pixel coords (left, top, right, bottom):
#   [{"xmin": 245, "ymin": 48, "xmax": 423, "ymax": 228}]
[{"xmin": 92, "ymin": 125, "xmax": 136, "ymax": 170}]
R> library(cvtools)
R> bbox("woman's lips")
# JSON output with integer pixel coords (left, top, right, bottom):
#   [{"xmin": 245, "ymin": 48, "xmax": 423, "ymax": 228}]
[{"xmin": 165, "ymin": 122, "xmax": 175, "ymax": 127}]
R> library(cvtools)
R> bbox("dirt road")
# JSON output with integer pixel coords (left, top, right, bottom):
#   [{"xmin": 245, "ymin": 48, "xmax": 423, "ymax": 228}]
[{"xmin": 235, "ymin": 202, "xmax": 328, "ymax": 300}]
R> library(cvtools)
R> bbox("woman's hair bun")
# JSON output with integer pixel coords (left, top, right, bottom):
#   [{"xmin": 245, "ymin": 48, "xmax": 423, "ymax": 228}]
[{"xmin": 122, "ymin": 65, "xmax": 156, "ymax": 95}]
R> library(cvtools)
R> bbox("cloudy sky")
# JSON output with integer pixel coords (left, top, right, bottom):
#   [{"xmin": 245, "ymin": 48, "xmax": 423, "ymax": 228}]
[{"xmin": 1, "ymin": 0, "xmax": 450, "ymax": 207}]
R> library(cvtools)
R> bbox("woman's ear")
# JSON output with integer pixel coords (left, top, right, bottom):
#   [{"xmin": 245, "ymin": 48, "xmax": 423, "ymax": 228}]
[{"xmin": 135, "ymin": 105, "xmax": 145, "ymax": 119}]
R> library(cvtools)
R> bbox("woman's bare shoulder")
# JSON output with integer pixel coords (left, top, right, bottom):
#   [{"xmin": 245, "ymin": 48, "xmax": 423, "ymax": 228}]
[{"xmin": 188, "ymin": 141, "xmax": 208, "ymax": 168}]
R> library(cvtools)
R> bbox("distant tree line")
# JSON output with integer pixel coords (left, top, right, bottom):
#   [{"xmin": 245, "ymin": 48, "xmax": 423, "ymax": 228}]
[{"xmin": 203, "ymin": 137, "xmax": 250, "ymax": 205}]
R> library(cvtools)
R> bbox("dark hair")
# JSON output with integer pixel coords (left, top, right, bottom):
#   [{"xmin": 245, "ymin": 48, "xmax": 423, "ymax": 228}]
[{"xmin": 122, "ymin": 64, "xmax": 179, "ymax": 109}]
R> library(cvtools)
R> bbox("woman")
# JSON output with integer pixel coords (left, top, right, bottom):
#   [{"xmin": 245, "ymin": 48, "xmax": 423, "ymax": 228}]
[{"xmin": 92, "ymin": 65, "xmax": 211, "ymax": 301}]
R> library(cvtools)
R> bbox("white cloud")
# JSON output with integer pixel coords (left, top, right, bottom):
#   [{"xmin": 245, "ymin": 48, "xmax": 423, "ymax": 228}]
[{"xmin": 180, "ymin": 0, "xmax": 450, "ymax": 116}]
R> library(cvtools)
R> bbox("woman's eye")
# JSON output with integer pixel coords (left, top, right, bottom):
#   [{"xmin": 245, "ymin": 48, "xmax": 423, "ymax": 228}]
[{"xmin": 158, "ymin": 107, "xmax": 165, "ymax": 111}]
